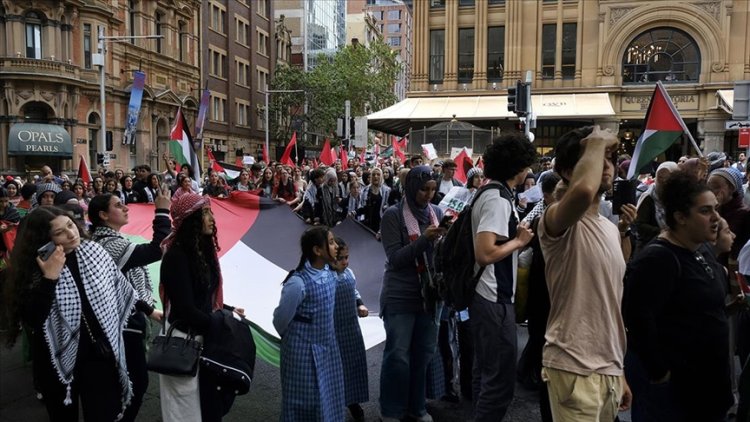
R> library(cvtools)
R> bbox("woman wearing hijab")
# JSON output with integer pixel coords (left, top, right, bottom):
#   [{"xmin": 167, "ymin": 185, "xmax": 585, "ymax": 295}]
[
  {"xmin": 634, "ymin": 161, "xmax": 680, "ymax": 252},
  {"xmin": 361, "ymin": 167, "xmax": 391, "ymax": 234},
  {"xmin": 158, "ymin": 193, "xmax": 236, "ymax": 421},
  {"xmin": 319, "ymin": 168, "xmax": 339, "ymax": 227},
  {"xmin": 379, "ymin": 166, "xmax": 445, "ymax": 422}
]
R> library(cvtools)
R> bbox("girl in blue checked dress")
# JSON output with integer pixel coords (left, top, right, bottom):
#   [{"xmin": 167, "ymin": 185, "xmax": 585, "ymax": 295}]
[
  {"xmin": 331, "ymin": 237, "xmax": 369, "ymax": 422},
  {"xmin": 272, "ymin": 226, "xmax": 345, "ymax": 422}
]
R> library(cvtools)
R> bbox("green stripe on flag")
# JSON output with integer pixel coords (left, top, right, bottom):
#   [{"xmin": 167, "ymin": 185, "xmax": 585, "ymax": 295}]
[{"xmin": 632, "ymin": 130, "xmax": 683, "ymax": 175}]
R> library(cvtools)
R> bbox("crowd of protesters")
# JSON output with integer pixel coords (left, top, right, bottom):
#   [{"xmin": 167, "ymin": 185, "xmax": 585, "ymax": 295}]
[{"xmin": 2, "ymin": 127, "xmax": 750, "ymax": 422}]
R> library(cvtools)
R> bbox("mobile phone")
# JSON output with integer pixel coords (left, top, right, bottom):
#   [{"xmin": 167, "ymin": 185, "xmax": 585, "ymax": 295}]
[
  {"xmin": 438, "ymin": 214, "xmax": 453, "ymax": 228},
  {"xmin": 612, "ymin": 179, "xmax": 637, "ymax": 214},
  {"xmin": 37, "ymin": 241, "xmax": 56, "ymax": 261}
]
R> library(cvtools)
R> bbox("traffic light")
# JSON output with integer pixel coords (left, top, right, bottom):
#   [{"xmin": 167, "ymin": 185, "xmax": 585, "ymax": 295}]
[
  {"xmin": 508, "ymin": 80, "xmax": 530, "ymax": 117},
  {"xmin": 106, "ymin": 131, "xmax": 113, "ymax": 151},
  {"xmin": 96, "ymin": 152, "xmax": 105, "ymax": 165},
  {"xmin": 507, "ymin": 81, "xmax": 519, "ymax": 114},
  {"xmin": 517, "ymin": 82, "xmax": 529, "ymax": 116}
]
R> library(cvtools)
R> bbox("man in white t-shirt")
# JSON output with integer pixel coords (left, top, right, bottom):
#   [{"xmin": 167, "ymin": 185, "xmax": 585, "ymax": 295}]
[
  {"xmin": 470, "ymin": 133, "xmax": 536, "ymax": 421},
  {"xmin": 539, "ymin": 125, "xmax": 632, "ymax": 421},
  {"xmin": 433, "ymin": 159, "xmax": 463, "ymax": 205}
]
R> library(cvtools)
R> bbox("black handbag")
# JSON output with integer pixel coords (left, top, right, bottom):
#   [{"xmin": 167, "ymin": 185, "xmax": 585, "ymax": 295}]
[{"xmin": 146, "ymin": 322, "xmax": 203, "ymax": 376}]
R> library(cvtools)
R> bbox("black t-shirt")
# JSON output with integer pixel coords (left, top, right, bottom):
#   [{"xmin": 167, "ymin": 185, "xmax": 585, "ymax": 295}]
[{"xmin": 624, "ymin": 238, "xmax": 731, "ymax": 416}]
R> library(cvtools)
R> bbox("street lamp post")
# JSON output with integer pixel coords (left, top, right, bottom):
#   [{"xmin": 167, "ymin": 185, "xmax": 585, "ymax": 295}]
[
  {"xmin": 93, "ymin": 28, "xmax": 164, "ymax": 167},
  {"xmin": 264, "ymin": 86, "xmax": 304, "ymax": 163}
]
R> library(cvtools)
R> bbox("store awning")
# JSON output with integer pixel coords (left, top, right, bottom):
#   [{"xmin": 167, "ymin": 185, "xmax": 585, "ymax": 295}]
[
  {"xmin": 8, "ymin": 123, "xmax": 72, "ymax": 157},
  {"xmin": 717, "ymin": 89, "xmax": 733, "ymax": 114},
  {"xmin": 367, "ymin": 93, "xmax": 616, "ymax": 135}
]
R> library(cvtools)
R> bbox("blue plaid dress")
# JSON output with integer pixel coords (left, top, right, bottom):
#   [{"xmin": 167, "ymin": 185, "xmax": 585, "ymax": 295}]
[
  {"xmin": 280, "ymin": 264, "xmax": 345, "ymax": 422},
  {"xmin": 333, "ymin": 268, "xmax": 369, "ymax": 405}
]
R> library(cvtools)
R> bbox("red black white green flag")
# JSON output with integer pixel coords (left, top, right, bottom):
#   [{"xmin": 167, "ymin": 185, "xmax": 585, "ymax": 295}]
[{"xmin": 627, "ymin": 81, "xmax": 693, "ymax": 179}]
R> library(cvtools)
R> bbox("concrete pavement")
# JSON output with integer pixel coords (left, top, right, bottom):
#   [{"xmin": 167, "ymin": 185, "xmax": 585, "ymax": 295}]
[{"xmin": 1, "ymin": 325, "xmax": 630, "ymax": 421}]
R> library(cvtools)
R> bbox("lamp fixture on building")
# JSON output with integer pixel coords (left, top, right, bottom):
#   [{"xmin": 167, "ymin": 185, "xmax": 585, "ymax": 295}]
[
  {"xmin": 623, "ymin": 130, "xmax": 634, "ymax": 141},
  {"xmin": 432, "ymin": 84, "xmax": 439, "ymax": 92},
  {"xmin": 492, "ymin": 82, "xmax": 498, "ymax": 90}
]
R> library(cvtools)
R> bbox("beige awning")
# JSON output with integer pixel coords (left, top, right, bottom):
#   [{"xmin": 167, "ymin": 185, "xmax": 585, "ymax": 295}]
[
  {"xmin": 717, "ymin": 89, "xmax": 733, "ymax": 114},
  {"xmin": 367, "ymin": 93, "xmax": 615, "ymax": 135}
]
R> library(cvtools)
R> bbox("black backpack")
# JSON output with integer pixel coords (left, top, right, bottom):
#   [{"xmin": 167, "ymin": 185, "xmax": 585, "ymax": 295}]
[{"xmin": 435, "ymin": 183, "xmax": 513, "ymax": 310}]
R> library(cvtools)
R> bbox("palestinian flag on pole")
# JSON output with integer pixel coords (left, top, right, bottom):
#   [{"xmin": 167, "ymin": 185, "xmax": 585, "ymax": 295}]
[
  {"xmin": 627, "ymin": 81, "xmax": 693, "ymax": 179},
  {"xmin": 207, "ymin": 148, "xmax": 243, "ymax": 180},
  {"xmin": 170, "ymin": 107, "xmax": 201, "ymax": 183}
]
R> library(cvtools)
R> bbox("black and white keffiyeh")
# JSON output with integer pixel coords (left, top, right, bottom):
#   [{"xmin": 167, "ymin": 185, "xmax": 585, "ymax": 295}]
[
  {"xmin": 92, "ymin": 226, "xmax": 155, "ymax": 308},
  {"xmin": 43, "ymin": 241, "xmax": 136, "ymax": 416}
]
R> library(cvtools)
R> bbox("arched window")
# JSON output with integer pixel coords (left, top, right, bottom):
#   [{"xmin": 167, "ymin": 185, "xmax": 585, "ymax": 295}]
[
  {"xmin": 25, "ymin": 11, "xmax": 43, "ymax": 59},
  {"xmin": 622, "ymin": 27, "xmax": 700, "ymax": 84},
  {"xmin": 129, "ymin": 0, "xmax": 136, "ymax": 44}
]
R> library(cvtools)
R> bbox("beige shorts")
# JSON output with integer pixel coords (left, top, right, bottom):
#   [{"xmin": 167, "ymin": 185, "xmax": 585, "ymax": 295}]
[{"xmin": 542, "ymin": 367, "xmax": 623, "ymax": 422}]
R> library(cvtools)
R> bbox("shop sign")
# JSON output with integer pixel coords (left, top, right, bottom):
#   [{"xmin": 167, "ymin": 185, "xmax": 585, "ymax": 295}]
[
  {"xmin": 8, "ymin": 123, "xmax": 73, "ymax": 157},
  {"xmin": 621, "ymin": 94, "xmax": 698, "ymax": 112}
]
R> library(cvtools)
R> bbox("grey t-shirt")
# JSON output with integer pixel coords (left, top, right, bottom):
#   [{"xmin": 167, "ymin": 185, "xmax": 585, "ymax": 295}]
[{"xmin": 471, "ymin": 186, "xmax": 518, "ymax": 303}]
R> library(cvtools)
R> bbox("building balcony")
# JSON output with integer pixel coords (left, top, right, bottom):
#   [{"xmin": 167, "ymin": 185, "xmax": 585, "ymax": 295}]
[{"xmin": 0, "ymin": 57, "xmax": 80, "ymax": 82}]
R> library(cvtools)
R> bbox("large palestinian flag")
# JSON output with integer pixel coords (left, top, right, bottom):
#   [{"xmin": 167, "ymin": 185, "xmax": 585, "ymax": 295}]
[
  {"xmin": 627, "ymin": 81, "xmax": 692, "ymax": 179},
  {"xmin": 121, "ymin": 191, "xmax": 386, "ymax": 367}
]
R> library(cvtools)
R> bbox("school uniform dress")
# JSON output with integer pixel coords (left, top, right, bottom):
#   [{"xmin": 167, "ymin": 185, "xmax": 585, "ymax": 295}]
[
  {"xmin": 333, "ymin": 268, "xmax": 369, "ymax": 406},
  {"xmin": 274, "ymin": 262, "xmax": 345, "ymax": 422}
]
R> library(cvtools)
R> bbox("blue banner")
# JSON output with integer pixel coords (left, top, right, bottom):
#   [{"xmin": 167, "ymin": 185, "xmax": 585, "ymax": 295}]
[{"xmin": 123, "ymin": 71, "xmax": 145, "ymax": 145}]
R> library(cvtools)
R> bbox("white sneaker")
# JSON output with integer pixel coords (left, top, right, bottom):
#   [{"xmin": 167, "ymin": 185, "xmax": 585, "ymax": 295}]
[{"xmin": 410, "ymin": 414, "xmax": 433, "ymax": 422}]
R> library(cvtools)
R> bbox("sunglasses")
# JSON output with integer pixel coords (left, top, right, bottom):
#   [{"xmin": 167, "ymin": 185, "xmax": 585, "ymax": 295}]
[{"xmin": 694, "ymin": 252, "xmax": 715, "ymax": 280}]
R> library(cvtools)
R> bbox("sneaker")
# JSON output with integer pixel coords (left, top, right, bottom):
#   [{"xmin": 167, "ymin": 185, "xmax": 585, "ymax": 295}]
[{"xmin": 407, "ymin": 413, "xmax": 434, "ymax": 422}]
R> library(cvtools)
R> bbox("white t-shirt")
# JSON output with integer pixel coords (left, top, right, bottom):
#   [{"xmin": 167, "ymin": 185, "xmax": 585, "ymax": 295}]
[
  {"xmin": 471, "ymin": 186, "xmax": 518, "ymax": 303},
  {"xmin": 440, "ymin": 178, "xmax": 454, "ymax": 195}
]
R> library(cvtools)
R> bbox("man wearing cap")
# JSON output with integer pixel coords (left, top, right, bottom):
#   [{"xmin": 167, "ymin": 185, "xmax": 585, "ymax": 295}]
[{"xmin": 432, "ymin": 158, "xmax": 463, "ymax": 205}]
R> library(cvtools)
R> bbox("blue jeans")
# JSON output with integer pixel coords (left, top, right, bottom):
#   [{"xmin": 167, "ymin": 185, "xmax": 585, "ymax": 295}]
[{"xmin": 379, "ymin": 310, "xmax": 439, "ymax": 418}]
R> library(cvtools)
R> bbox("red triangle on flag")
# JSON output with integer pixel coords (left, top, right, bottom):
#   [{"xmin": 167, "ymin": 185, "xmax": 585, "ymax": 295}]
[
  {"xmin": 340, "ymin": 147, "xmax": 349, "ymax": 170},
  {"xmin": 644, "ymin": 84, "xmax": 684, "ymax": 132}
]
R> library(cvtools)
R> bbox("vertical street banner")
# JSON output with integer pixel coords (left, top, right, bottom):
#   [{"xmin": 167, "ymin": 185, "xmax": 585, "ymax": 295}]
[
  {"xmin": 194, "ymin": 89, "xmax": 210, "ymax": 151},
  {"xmin": 123, "ymin": 71, "xmax": 145, "ymax": 145}
]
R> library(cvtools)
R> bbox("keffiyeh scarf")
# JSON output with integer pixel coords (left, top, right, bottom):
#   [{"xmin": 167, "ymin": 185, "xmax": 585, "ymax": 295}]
[
  {"xmin": 43, "ymin": 241, "xmax": 136, "ymax": 416},
  {"xmin": 92, "ymin": 226, "xmax": 155, "ymax": 308},
  {"xmin": 402, "ymin": 201, "xmax": 440, "ymax": 316}
]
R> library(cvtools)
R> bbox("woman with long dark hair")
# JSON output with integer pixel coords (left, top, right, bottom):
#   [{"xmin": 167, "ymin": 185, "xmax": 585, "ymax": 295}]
[
  {"xmin": 379, "ymin": 166, "xmax": 445, "ymax": 421},
  {"xmin": 4, "ymin": 206, "xmax": 135, "ymax": 421},
  {"xmin": 624, "ymin": 170, "xmax": 732, "ymax": 421},
  {"xmin": 88, "ymin": 190, "xmax": 171, "ymax": 422},
  {"xmin": 143, "ymin": 173, "xmax": 161, "ymax": 203},
  {"xmin": 273, "ymin": 166, "xmax": 299, "ymax": 206},
  {"xmin": 158, "ymin": 193, "xmax": 236, "ymax": 421},
  {"xmin": 273, "ymin": 226, "xmax": 345, "ymax": 421}
]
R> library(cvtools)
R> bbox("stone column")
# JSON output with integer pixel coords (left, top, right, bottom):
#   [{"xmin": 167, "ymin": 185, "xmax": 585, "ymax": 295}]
[
  {"xmin": 412, "ymin": 0, "xmax": 428, "ymax": 91},
  {"xmin": 700, "ymin": 118, "xmax": 726, "ymax": 153},
  {"xmin": 473, "ymin": 0, "xmax": 487, "ymax": 90},
  {"xmin": 443, "ymin": 0, "xmax": 458, "ymax": 90}
]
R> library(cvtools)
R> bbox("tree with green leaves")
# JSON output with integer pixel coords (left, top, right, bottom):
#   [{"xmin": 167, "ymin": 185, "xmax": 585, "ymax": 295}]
[{"xmin": 269, "ymin": 38, "xmax": 401, "ymax": 148}]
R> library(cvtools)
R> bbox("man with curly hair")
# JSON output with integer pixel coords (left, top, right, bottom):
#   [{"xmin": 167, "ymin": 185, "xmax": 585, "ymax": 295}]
[
  {"xmin": 470, "ymin": 133, "xmax": 536, "ymax": 421},
  {"xmin": 538, "ymin": 125, "xmax": 632, "ymax": 421}
]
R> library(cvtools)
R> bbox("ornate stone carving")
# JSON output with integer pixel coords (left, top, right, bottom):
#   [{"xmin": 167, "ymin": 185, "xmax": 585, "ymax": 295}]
[
  {"xmin": 602, "ymin": 65, "xmax": 615, "ymax": 76},
  {"xmin": 711, "ymin": 61, "xmax": 725, "ymax": 73},
  {"xmin": 40, "ymin": 90, "xmax": 55, "ymax": 102},
  {"xmin": 696, "ymin": 2, "xmax": 720, "ymax": 21},
  {"xmin": 609, "ymin": 7, "xmax": 635, "ymax": 26},
  {"xmin": 17, "ymin": 90, "xmax": 33, "ymax": 104}
]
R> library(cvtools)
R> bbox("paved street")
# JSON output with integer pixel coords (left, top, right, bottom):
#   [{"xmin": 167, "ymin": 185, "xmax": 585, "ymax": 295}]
[{"xmin": 0, "ymin": 325, "xmax": 630, "ymax": 422}]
